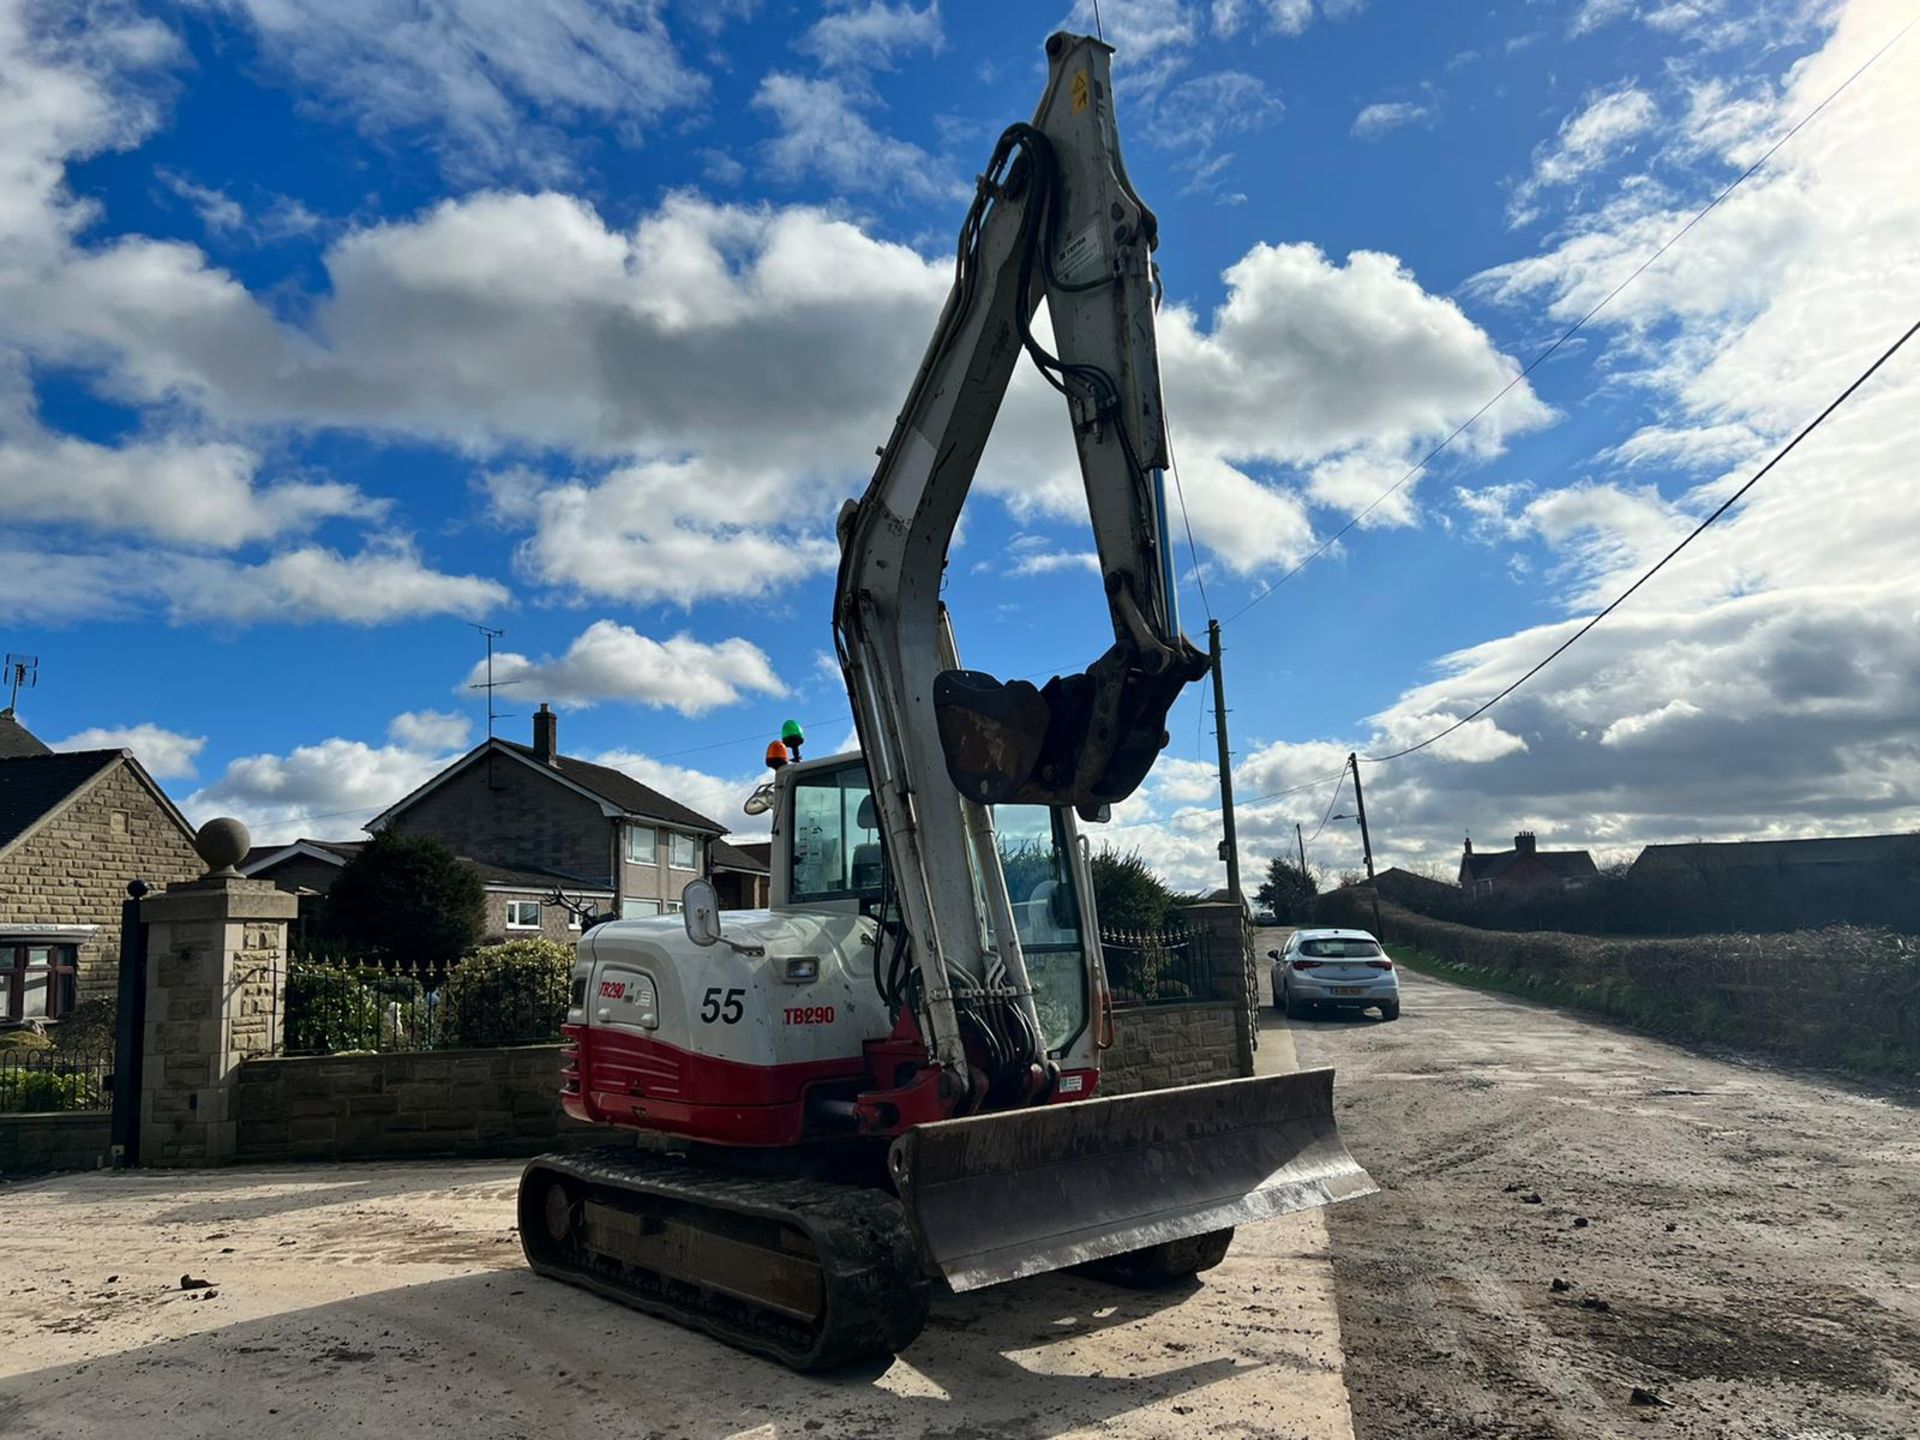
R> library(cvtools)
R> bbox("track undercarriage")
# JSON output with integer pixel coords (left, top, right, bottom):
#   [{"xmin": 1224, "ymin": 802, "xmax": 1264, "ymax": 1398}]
[{"xmin": 519, "ymin": 1145, "xmax": 932, "ymax": 1372}]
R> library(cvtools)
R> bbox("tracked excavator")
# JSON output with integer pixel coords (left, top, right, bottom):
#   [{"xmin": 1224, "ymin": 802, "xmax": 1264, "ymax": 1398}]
[{"xmin": 519, "ymin": 30, "xmax": 1374, "ymax": 1371}]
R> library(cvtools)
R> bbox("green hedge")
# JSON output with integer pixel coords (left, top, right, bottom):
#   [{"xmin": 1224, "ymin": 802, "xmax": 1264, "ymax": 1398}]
[
  {"xmin": 440, "ymin": 939, "xmax": 573, "ymax": 1048},
  {"xmin": 1315, "ymin": 890, "xmax": 1920, "ymax": 1077}
]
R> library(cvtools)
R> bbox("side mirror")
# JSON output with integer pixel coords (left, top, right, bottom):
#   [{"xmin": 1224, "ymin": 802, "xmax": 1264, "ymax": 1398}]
[
  {"xmin": 682, "ymin": 879, "xmax": 723, "ymax": 948},
  {"xmin": 1267, "ymin": 949, "xmax": 1281, "ymax": 961}
]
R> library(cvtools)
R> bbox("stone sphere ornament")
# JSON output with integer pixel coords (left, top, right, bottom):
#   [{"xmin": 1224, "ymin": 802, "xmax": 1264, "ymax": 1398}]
[{"xmin": 194, "ymin": 816, "xmax": 252, "ymax": 877}]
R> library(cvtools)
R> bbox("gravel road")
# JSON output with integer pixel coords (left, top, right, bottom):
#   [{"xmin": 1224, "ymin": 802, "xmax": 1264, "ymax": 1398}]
[{"xmin": 1285, "ymin": 961, "xmax": 1920, "ymax": 1440}]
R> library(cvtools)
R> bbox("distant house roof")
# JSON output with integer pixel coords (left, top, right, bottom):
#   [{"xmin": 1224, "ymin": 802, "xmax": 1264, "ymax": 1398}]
[
  {"xmin": 729, "ymin": 840, "xmax": 771, "ymax": 870},
  {"xmin": 710, "ymin": 839, "xmax": 770, "ymax": 875},
  {"xmin": 0, "ymin": 709, "xmax": 52, "ymax": 759},
  {"xmin": 365, "ymin": 738, "xmax": 727, "ymax": 837},
  {"xmin": 1462, "ymin": 846, "xmax": 1598, "ymax": 884},
  {"xmin": 0, "ymin": 747, "xmax": 194, "ymax": 859},
  {"xmin": 1631, "ymin": 834, "xmax": 1920, "ymax": 874},
  {"xmin": 240, "ymin": 838, "xmax": 369, "ymax": 876}
]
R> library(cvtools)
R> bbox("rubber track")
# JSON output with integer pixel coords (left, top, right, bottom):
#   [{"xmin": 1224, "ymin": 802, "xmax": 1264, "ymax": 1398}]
[{"xmin": 519, "ymin": 1145, "xmax": 930, "ymax": 1372}]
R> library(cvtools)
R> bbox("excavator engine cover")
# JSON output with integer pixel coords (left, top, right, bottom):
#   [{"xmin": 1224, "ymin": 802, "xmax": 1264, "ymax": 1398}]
[
  {"xmin": 934, "ymin": 642, "xmax": 1207, "ymax": 810},
  {"xmin": 888, "ymin": 1068, "xmax": 1376, "ymax": 1292}
]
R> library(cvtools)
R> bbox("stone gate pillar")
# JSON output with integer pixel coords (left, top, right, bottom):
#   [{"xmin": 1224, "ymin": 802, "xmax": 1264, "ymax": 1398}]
[
  {"xmin": 1182, "ymin": 899, "xmax": 1258, "ymax": 1076},
  {"xmin": 138, "ymin": 819, "xmax": 294, "ymax": 1167}
]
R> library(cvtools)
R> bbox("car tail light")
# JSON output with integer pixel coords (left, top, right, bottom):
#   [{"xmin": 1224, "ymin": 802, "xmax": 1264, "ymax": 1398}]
[
  {"xmin": 1291, "ymin": 959, "xmax": 1323, "ymax": 971},
  {"xmin": 1366, "ymin": 959, "xmax": 1394, "ymax": 971}
]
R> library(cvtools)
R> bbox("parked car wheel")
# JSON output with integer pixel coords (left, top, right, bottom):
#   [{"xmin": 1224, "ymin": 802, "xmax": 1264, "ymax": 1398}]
[{"xmin": 1379, "ymin": 1000, "xmax": 1401, "ymax": 1021}]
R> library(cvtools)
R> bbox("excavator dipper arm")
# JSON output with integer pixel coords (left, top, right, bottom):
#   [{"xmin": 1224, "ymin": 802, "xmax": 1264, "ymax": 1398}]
[{"xmin": 833, "ymin": 31, "xmax": 1208, "ymax": 1076}]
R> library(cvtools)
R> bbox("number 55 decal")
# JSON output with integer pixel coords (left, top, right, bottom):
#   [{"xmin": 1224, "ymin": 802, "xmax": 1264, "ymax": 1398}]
[{"xmin": 700, "ymin": 987, "xmax": 746, "ymax": 1024}]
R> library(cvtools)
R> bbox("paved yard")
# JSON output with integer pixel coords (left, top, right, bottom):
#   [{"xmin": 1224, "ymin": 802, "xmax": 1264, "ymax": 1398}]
[{"xmin": 0, "ymin": 1022, "xmax": 1358, "ymax": 1440}]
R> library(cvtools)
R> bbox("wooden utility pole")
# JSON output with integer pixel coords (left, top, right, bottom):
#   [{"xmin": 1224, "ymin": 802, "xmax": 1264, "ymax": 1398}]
[
  {"xmin": 1348, "ymin": 751, "xmax": 1384, "ymax": 938},
  {"xmin": 1208, "ymin": 619, "xmax": 1241, "ymax": 903},
  {"xmin": 1296, "ymin": 821, "xmax": 1308, "ymax": 878},
  {"xmin": 1347, "ymin": 751, "xmax": 1376, "ymax": 881}
]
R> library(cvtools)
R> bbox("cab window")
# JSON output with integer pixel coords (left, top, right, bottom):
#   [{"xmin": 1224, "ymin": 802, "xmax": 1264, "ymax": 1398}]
[
  {"xmin": 994, "ymin": 805, "xmax": 1088, "ymax": 1054},
  {"xmin": 789, "ymin": 763, "xmax": 884, "ymax": 905}
]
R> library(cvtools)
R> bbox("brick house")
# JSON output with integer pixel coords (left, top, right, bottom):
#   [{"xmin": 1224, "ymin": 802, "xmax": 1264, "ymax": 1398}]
[
  {"xmin": 362, "ymin": 705, "xmax": 728, "ymax": 937},
  {"xmin": 0, "ymin": 709, "xmax": 200, "ymax": 1021},
  {"xmin": 1458, "ymin": 831, "xmax": 1598, "ymax": 894}
]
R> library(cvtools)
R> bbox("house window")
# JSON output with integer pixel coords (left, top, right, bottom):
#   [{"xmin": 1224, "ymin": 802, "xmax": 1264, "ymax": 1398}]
[
  {"xmin": 626, "ymin": 825, "xmax": 657, "ymax": 865},
  {"xmin": 669, "ymin": 832, "xmax": 697, "ymax": 870},
  {"xmin": 3, "ymin": 943, "xmax": 79, "ymax": 1023},
  {"xmin": 505, "ymin": 900, "xmax": 542, "ymax": 930},
  {"xmin": 621, "ymin": 899, "xmax": 661, "ymax": 919},
  {"xmin": 664, "ymin": 900, "xmax": 683, "ymax": 914}
]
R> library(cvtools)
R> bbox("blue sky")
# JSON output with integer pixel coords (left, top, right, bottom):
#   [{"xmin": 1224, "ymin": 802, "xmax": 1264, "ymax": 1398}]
[{"xmin": 4, "ymin": 0, "xmax": 1916, "ymax": 889}]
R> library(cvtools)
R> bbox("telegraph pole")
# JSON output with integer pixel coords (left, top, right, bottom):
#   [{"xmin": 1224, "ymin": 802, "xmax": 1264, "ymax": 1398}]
[
  {"xmin": 1208, "ymin": 619, "xmax": 1242, "ymax": 903},
  {"xmin": 1348, "ymin": 751, "xmax": 1384, "ymax": 938},
  {"xmin": 1347, "ymin": 751, "xmax": 1376, "ymax": 881},
  {"xmin": 1296, "ymin": 821, "xmax": 1308, "ymax": 878}
]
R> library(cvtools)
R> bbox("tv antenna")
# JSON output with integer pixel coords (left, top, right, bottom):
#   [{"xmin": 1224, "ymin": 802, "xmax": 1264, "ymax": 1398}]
[
  {"xmin": 466, "ymin": 625, "xmax": 519, "ymax": 740},
  {"xmin": 4, "ymin": 654, "xmax": 37, "ymax": 714}
]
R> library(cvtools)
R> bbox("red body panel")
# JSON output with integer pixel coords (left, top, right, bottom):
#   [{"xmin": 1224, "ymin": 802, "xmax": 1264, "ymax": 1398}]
[{"xmin": 562, "ymin": 1023, "xmax": 866, "ymax": 1146}]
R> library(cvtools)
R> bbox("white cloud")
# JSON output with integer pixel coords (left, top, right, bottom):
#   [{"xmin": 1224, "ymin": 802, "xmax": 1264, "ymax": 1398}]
[
  {"xmin": 187, "ymin": 727, "xmax": 459, "ymax": 843},
  {"xmin": 1008, "ymin": 549, "xmax": 1102, "ymax": 578},
  {"xmin": 157, "ymin": 168, "xmax": 244, "ymax": 235},
  {"xmin": 0, "ymin": 541, "xmax": 508, "ymax": 626},
  {"xmin": 1510, "ymin": 84, "xmax": 1660, "ymax": 224},
  {"xmin": 0, "ymin": 432, "xmax": 379, "ymax": 547},
  {"xmin": 387, "ymin": 710, "xmax": 472, "ymax": 752},
  {"xmin": 799, "ymin": 2, "xmax": 943, "ymax": 71},
  {"xmin": 187, "ymin": 0, "xmax": 707, "ymax": 180},
  {"xmin": 1149, "ymin": 71, "xmax": 1282, "ymax": 153},
  {"xmin": 53, "ymin": 723, "xmax": 207, "ymax": 780},
  {"xmin": 1570, "ymin": 0, "xmax": 1634, "ymax": 35},
  {"xmin": 470, "ymin": 621, "xmax": 790, "ymax": 717},
  {"xmin": 1352, "ymin": 101, "xmax": 1428, "ymax": 138},
  {"xmin": 753, "ymin": 73, "xmax": 954, "ymax": 199},
  {"xmin": 496, "ymin": 457, "xmax": 840, "ymax": 606}
]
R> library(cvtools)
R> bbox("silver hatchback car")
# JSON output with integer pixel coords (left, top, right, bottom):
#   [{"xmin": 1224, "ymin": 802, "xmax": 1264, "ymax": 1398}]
[{"xmin": 1270, "ymin": 928, "xmax": 1399, "ymax": 1021}]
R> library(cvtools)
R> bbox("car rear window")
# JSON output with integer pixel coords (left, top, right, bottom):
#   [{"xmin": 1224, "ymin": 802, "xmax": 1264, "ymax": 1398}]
[{"xmin": 1300, "ymin": 938, "xmax": 1383, "ymax": 959}]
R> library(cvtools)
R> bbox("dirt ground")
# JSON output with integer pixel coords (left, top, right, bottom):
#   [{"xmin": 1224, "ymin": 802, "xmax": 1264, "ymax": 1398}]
[
  {"xmin": 1291, "ymin": 965, "xmax": 1920, "ymax": 1440},
  {"xmin": 0, "ymin": 1020, "xmax": 1358, "ymax": 1440}
]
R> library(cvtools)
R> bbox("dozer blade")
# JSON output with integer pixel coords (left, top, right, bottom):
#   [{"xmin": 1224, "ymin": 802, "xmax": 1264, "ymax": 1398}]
[{"xmin": 888, "ymin": 1069, "xmax": 1375, "ymax": 1292}]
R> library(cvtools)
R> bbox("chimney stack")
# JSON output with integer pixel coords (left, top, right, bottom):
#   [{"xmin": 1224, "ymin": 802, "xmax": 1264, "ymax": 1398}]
[
  {"xmin": 1463, "ymin": 835, "xmax": 1473, "ymax": 856},
  {"xmin": 533, "ymin": 703, "xmax": 559, "ymax": 766},
  {"xmin": 1514, "ymin": 831, "xmax": 1536, "ymax": 855}
]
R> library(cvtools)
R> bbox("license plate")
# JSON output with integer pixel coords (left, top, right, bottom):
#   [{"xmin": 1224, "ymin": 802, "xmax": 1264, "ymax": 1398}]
[{"xmin": 1333, "ymin": 986, "xmax": 1365, "ymax": 996}]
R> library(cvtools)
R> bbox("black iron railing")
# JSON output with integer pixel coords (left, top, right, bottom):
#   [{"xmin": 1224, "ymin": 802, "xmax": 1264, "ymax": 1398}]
[
  {"xmin": 276, "ymin": 944, "xmax": 573, "ymax": 1056},
  {"xmin": 1101, "ymin": 926, "xmax": 1220, "ymax": 1007},
  {"xmin": 0, "ymin": 1045, "xmax": 113, "ymax": 1113}
]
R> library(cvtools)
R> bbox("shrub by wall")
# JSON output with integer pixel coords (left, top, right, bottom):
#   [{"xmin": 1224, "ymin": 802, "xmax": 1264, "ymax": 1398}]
[
  {"xmin": 1317, "ymin": 891, "xmax": 1920, "ymax": 1077},
  {"xmin": 440, "ymin": 938, "xmax": 573, "ymax": 1048}
]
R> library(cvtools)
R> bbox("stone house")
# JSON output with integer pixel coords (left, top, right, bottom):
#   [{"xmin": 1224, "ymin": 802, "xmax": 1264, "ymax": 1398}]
[
  {"xmin": 1458, "ymin": 831, "xmax": 1598, "ymax": 894},
  {"xmin": 362, "ymin": 705, "xmax": 728, "ymax": 935},
  {"xmin": 0, "ymin": 709, "xmax": 200, "ymax": 1020}
]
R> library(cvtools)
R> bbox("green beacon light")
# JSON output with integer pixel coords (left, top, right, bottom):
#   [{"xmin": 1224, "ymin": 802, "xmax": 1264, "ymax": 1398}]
[{"xmin": 780, "ymin": 719, "xmax": 805, "ymax": 761}]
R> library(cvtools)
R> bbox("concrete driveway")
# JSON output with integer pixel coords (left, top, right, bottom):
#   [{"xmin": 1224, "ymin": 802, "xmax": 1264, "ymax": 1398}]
[{"xmin": 0, "ymin": 1021, "xmax": 1359, "ymax": 1440}]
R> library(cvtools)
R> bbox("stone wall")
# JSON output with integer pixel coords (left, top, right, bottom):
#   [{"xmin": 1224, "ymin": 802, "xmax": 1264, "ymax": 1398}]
[
  {"xmin": 1100, "ymin": 1002, "xmax": 1246, "ymax": 1095},
  {"xmin": 235, "ymin": 1045, "xmax": 601, "ymax": 1162},
  {"xmin": 0, "ymin": 760, "xmax": 200, "ymax": 1004},
  {"xmin": 0, "ymin": 1111, "xmax": 111, "ymax": 1175}
]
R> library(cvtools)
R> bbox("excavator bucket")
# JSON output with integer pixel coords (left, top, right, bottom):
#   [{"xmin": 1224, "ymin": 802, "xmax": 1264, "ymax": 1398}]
[{"xmin": 887, "ymin": 1068, "xmax": 1375, "ymax": 1292}]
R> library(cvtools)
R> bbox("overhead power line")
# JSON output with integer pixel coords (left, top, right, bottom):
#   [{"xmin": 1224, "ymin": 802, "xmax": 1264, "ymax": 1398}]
[
  {"xmin": 1361, "ymin": 316, "xmax": 1920, "ymax": 765},
  {"xmin": 1220, "ymin": 16, "xmax": 1915, "ymax": 629},
  {"xmin": 1306, "ymin": 765, "xmax": 1349, "ymax": 845}
]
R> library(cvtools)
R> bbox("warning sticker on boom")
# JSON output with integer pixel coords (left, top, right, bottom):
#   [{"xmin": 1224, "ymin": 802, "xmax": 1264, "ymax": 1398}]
[{"xmin": 1053, "ymin": 220, "xmax": 1106, "ymax": 289}]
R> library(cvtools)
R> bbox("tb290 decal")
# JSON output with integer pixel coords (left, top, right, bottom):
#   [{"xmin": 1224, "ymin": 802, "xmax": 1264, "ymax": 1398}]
[{"xmin": 782, "ymin": 1005, "xmax": 836, "ymax": 1026}]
